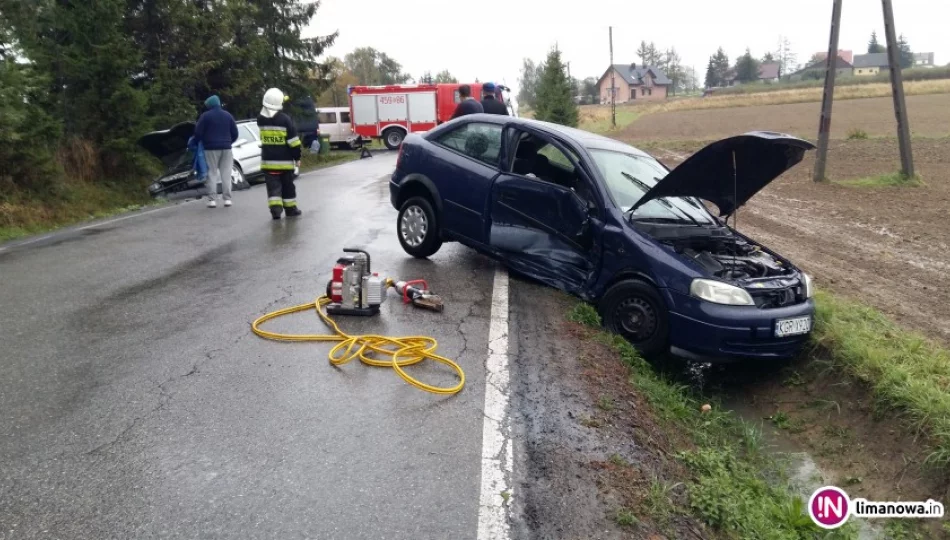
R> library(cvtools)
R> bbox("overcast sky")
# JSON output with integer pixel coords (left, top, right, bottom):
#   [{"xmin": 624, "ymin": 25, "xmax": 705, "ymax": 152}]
[{"xmin": 310, "ymin": 0, "xmax": 945, "ymax": 93}]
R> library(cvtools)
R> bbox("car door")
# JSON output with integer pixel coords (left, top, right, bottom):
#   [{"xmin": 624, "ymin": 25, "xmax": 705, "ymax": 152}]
[
  {"xmin": 488, "ymin": 127, "xmax": 603, "ymax": 294},
  {"xmin": 427, "ymin": 121, "xmax": 504, "ymax": 243},
  {"xmin": 234, "ymin": 124, "xmax": 261, "ymax": 175}
]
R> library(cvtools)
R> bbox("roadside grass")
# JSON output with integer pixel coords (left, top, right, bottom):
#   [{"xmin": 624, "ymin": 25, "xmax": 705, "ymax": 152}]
[
  {"xmin": 812, "ymin": 290, "xmax": 950, "ymax": 468},
  {"xmin": 0, "ymin": 180, "xmax": 156, "ymax": 244},
  {"xmin": 299, "ymin": 150, "xmax": 360, "ymax": 172},
  {"xmin": 566, "ymin": 303, "xmax": 855, "ymax": 539},
  {"xmin": 834, "ymin": 172, "xmax": 924, "ymax": 187}
]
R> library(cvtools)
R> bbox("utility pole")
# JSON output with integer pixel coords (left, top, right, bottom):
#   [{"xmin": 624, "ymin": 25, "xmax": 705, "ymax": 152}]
[
  {"xmin": 882, "ymin": 0, "xmax": 915, "ymax": 178},
  {"xmin": 813, "ymin": 0, "xmax": 843, "ymax": 182},
  {"xmin": 609, "ymin": 26, "xmax": 616, "ymax": 128}
]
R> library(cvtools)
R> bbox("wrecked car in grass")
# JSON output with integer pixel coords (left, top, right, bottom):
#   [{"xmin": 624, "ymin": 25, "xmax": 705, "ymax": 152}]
[{"xmin": 389, "ymin": 115, "xmax": 816, "ymax": 361}]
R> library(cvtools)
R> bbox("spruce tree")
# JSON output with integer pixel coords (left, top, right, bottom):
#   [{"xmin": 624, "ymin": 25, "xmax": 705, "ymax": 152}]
[
  {"xmin": 736, "ymin": 49, "xmax": 761, "ymax": 83},
  {"xmin": 868, "ymin": 31, "xmax": 885, "ymax": 54},
  {"xmin": 704, "ymin": 57, "xmax": 716, "ymax": 88},
  {"xmin": 897, "ymin": 34, "xmax": 913, "ymax": 68},
  {"xmin": 534, "ymin": 48, "xmax": 578, "ymax": 128}
]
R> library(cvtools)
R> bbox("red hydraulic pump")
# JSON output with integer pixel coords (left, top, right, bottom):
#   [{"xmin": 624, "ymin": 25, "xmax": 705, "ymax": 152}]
[{"xmin": 325, "ymin": 248, "xmax": 443, "ymax": 316}]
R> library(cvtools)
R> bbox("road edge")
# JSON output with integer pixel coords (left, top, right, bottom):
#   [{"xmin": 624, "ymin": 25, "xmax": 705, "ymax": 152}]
[{"xmin": 477, "ymin": 266, "xmax": 513, "ymax": 540}]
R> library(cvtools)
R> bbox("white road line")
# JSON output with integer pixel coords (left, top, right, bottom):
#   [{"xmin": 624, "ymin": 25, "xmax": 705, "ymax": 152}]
[
  {"xmin": 477, "ymin": 266, "xmax": 512, "ymax": 540},
  {"xmin": 0, "ymin": 202, "xmax": 185, "ymax": 254}
]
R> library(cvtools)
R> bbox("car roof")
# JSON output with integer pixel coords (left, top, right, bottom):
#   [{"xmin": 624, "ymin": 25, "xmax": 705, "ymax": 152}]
[{"xmin": 449, "ymin": 114, "xmax": 653, "ymax": 158}]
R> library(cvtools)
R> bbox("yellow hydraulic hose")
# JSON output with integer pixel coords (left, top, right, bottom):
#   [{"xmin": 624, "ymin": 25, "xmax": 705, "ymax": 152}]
[{"xmin": 251, "ymin": 296, "xmax": 464, "ymax": 395}]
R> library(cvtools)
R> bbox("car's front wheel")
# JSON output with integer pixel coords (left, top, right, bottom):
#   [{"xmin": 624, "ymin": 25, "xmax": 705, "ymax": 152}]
[
  {"xmin": 599, "ymin": 280, "xmax": 670, "ymax": 358},
  {"xmin": 397, "ymin": 196, "xmax": 442, "ymax": 258},
  {"xmin": 231, "ymin": 163, "xmax": 251, "ymax": 191}
]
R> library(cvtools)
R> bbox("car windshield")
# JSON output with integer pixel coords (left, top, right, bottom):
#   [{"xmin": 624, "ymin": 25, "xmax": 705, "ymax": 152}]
[{"xmin": 589, "ymin": 149, "xmax": 717, "ymax": 225}]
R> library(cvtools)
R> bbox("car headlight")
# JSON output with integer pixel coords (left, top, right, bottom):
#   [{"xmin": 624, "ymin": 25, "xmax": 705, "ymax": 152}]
[
  {"xmin": 801, "ymin": 273, "xmax": 814, "ymax": 299},
  {"xmin": 690, "ymin": 278, "xmax": 755, "ymax": 306}
]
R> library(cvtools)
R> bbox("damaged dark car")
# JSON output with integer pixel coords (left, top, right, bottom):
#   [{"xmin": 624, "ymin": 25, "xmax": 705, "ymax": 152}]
[{"xmin": 390, "ymin": 115, "xmax": 816, "ymax": 361}]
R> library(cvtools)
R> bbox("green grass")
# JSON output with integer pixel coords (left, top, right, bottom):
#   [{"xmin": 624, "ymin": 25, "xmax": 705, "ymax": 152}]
[
  {"xmin": 812, "ymin": 290, "xmax": 950, "ymax": 467},
  {"xmin": 835, "ymin": 172, "xmax": 923, "ymax": 187},
  {"xmin": 609, "ymin": 453, "xmax": 629, "ymax": 467},
  {"xmin": 577, "ymin": 107, "xmax": 641, "ymax": 134},
  {"xmin": 566, "ymin": 302, "xmax": 856, "ymax": 539},
  {"xmin": 614, "ymin": 507, "xmax": 639, "ymax": 527},
  {"xmin": 846, "ymin": 128, "xmax": 869, "ymax": 140},
  {"xmin": 299, "ymin": 150, "xmax": 360, "ymax": 172},
  {"xmin": 0, "ymin": 181, "xmax": 157, "ymax": 244}
]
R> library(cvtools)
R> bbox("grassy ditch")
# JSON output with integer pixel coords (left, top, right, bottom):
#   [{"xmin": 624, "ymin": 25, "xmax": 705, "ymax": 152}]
[
  {"xmin": 812, "ymin": 290, "xmax": 950, "ymax": 467},
  {"xmin": 0, "ymin": 180, "xmax": 156, "ymax": 244},
  {"xmin": 566, "ymin": 303, "xmax": 856, "ymax": 539}
]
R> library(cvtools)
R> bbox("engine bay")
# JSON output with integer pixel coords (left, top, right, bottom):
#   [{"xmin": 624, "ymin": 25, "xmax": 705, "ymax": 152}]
[{"xmin": 669, "ymin": 235, "xmax": 796, "ymax": 281}]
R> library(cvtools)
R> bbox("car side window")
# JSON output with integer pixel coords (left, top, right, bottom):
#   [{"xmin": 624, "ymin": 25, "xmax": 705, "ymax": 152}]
[
  {"xmin": 434, "ymin": 122, "xmax": 503, "ymax": 167},
  {"xmin": 340, "ymin": 111, "xmax": 351, "ymax": 123},
  {"xmin": 245, "ymin": 123, "xmax": 260, "ymax": 140},
  {"xmin": 238, "ymin": 125, "xmax": 255, "ymax": 142},
  {"xmin": 318, "ymin": 111, "xmax": 337, "ymax": 124},
  {"xmin": 511, "ymin": 135, "xmax": 596, "ymax": 207}
]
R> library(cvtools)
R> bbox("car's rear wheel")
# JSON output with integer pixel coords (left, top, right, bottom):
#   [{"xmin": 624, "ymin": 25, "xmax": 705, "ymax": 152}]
[
  {"xmin": 598, "ymin": 280, "xmax": 669, "ymax": 358},
  {"xmin": 231, "ymin": 163, "xmax": 251, "ymax": 191},
  {"xmin": 397, "ymin": 196, "xmax": 442, "ymax": 258},
  {"xmin": 383, "ymin": 128, "xmax": 405, "ymax": 150}
]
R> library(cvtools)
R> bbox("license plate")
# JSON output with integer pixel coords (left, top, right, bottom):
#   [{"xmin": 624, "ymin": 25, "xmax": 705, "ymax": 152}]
[{"xmin": 775, "ymin": 316, "xmax": 812, "ymax": 337}]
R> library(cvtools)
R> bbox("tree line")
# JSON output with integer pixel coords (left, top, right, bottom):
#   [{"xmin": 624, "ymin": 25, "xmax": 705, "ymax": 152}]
[{"xmin": 704, "ymin": 31, "xmax": 918, "ymax": 88}]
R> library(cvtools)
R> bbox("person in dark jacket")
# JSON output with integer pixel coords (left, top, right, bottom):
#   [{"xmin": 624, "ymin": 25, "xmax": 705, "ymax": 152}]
[
  {"xmin": 479, "ymin": 82, "xmax": 509, "ymax": 116},
  {"xmin": 257, "ymin": 88, "xmax": 303, "ymax": 220},
  {"xmin": 450, "ymin": 84, "xmax": 483, "ymax": 119},
  {"xmin": 193, "ymin": 95, "xmax": 238, "ymax": 208}
]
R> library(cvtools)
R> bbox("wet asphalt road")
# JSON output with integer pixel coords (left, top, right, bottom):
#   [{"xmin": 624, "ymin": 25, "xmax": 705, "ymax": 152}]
[{"xmin": 0, "ymin": 155, "xmax": 500, "ymax": 539}]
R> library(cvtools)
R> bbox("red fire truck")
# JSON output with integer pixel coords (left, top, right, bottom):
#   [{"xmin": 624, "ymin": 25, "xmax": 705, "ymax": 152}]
[{"xmin": 348, "ymin": 83, "xmax": 513, "ymax": 150}]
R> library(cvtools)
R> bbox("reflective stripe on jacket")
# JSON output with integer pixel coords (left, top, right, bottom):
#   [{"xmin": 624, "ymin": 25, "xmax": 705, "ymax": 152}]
[{"xmin": 257, "ymin": 112, "xmax": 302, "ymax": 171}]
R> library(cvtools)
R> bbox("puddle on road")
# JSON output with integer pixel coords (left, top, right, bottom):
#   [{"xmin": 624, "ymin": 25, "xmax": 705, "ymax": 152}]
[{"xmin": 674, "ymin": 360, "xmax": 887, "ymax": 539}]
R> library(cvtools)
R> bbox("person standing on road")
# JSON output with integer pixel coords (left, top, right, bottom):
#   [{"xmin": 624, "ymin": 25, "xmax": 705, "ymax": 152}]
[
  {"xmin": 193, "ymin": 95, "xmax": 238, "ymax": 208},
  {"xmin": 450, "ymin": 84, "xmax": 483, "ymax": 119},
  {"xmin": 257, "ymin": 88, "xmax": 303, "ymax": 220},
  {"xmin": 479, "ymin": 82, "xmax": 509, "ymax": 116}
]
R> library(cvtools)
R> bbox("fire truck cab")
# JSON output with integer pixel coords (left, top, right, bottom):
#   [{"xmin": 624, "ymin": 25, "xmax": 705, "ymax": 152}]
[{"xmin": 348, "ymin": 82, "xmax": 515, "ymax": 150}]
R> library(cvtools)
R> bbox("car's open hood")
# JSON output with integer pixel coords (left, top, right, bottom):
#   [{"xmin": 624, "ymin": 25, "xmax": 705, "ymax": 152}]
[
  {"xmin": 137, "ymin": 122, "xmax": 195, "ymax": 169},
  {"xmin": 630, "ymin": 131, "xmax": 816, "ymax": 217}
]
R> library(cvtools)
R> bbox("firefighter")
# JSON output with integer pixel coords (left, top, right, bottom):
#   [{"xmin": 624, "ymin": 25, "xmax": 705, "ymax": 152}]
[{"xmin": 257, "ymin": 88, "xmax": 303, "ymax": 219}]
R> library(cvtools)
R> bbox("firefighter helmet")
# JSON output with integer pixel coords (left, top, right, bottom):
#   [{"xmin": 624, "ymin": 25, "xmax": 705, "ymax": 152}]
[{"xmin": 263, "ymin": 88, "xmax": 285, "ymax": 110}]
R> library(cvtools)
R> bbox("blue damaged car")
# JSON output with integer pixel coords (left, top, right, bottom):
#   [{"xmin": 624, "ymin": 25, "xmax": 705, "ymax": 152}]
[{"xmin": 389, "ymin": 115, "xmax": 816, "ymax": 361}]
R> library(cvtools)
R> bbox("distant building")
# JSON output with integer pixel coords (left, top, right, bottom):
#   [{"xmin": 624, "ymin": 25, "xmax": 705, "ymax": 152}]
[
  {"xmin": 597, "ymin": 63, "xmax": 672, "ymax": 103},
  {"xmin": 914, "ymin": 52, "xmax": 935, "ymax": 67},
  {"xmin": 724, "ymin": 61, "xmax": 781, "ymax": 86},
  {"xmin": 787, "ymin": 55, "xmax": 853, "ymax": 82},
  {"xmin": 852, "ymin": 53, "xmax": 890, "ymax": 76},
  {"xmin": 814, "ymin": 49, "xmax": 854, "ymax": 64}
]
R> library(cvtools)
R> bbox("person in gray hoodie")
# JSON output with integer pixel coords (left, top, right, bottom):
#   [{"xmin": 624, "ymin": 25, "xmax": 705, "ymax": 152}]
[{"xmin": 193, "ymin": 95, "xmax": 238, "ymax": 208}]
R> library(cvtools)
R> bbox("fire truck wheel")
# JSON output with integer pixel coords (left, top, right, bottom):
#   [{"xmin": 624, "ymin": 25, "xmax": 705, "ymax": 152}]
[
  {"xmin": 383, "ymin": 128, "xmax": 405, "ymax": 150},
  {"xmin": 397, "ymin": 196, "xmax": 442, "ymax": 258}
]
